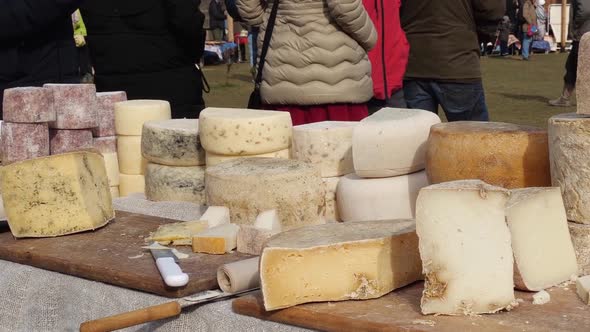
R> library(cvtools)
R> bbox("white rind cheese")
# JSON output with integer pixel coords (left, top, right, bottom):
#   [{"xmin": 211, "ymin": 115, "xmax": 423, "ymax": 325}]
[
  {"xmin": 323, "ymin": 176, "xmax": 341, "ymax": 222},
  {"xmin": 253, "ymin": 209, "xmax": 281, "ymax": 231},
  {"xmin": 141, "ymin": 119, "xmax": 205, "ymax": 166},
  {"xmin": 205, "ymin": 148, "xmax": 290, "ymax": 167},
  {"xmin": 145, "ymin": 163, "xmax": 206, "ymax": 204},
  {"xmin": 576, "ymin": 275, "xmax": 590, "ymax": 304},
  {"xmin": 114, "ymin": 100, "xmax": 171, "ymax": 136},
  {"xmin": 117, "ymin": 136, "xmax": 147, "ymax": 175},
  {"xmin": 199, "ymin": 206, "xmax": 230, "ymax": 228},
  {"xmin": 569, "ymin": 222, "xmax": 590, "ymax": 275},
  {"xmin": 119, "ymin": 174, "xmax": 145, "ymax": 197},
  {"xmin": 237, "ymin": 225, "xmax": 278, "ymax": 255}
]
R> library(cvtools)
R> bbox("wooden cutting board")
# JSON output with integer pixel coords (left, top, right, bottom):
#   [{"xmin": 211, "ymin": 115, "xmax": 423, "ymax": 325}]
[
  {"xmin": 233, "ymin": 282, "xmax": 590, "ymax": 332},
  {"xmin": 0, "ymin": 211, "xmax": 252, "ymax": 298}
]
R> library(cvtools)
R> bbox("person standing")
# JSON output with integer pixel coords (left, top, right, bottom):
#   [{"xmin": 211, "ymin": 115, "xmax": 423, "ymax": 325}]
[
  {"xmin": 209, "ymin": 0, "xmax": 227, "ymax": 41},
  {"xmin": 401, "ymin": 0, "xmax": 505, "ymax": 121},
  {"xmin": 535, "ymin": 0, "xmax": 547, "ymax": 41},
  {"xmin": 72, "ymin": 9, "xmax": 93, "ymax": 83},
  {"xmin": 499, "ymin": 16, "xmax": 512, "ymax": 56},
  {"xmin": 521, "ymin": 0, "xmax": 537, "ymax": 60}
]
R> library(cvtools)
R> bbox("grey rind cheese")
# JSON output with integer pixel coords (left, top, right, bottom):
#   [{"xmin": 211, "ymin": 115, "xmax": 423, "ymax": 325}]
[
  {"xmin": 141, "ymin": 119, "xmax": 205, "ymax": 166},
  {"xmin": 145, "ymin": 163, "xmax": 206, "ymax": 204}
]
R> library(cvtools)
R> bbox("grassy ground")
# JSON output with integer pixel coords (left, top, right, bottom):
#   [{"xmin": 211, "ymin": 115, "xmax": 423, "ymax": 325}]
[{"xmin": 203, "ymin": 52, "xmax": 575, "ymax": 128}]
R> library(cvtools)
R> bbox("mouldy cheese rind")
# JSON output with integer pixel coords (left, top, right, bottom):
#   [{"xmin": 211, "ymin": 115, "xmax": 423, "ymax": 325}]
[
  {"xmin": 141, "ymin": 119, "xmax": 205, "ymax": 166},
  {"xmin": 2, "ymin": 87, "xmax": 56, "ymax": 123},
  {"xmin": 44, "ymin": 83, "xmax": 98, "ymax": 129},
  {"xmin": 145, "ymin": 163, "xmax": 206, "ymax": 204}
]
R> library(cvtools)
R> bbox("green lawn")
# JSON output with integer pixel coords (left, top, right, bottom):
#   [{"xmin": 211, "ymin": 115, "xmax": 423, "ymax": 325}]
[{"xmin": 203, "ymin": 52, "xmax": 575, "ymax": 128}]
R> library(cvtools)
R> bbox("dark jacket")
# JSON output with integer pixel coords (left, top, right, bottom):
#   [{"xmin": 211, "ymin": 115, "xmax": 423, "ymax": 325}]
[
  {"xmin": 0, "ymin": 0, "xmax": 80, "ymax": 116},
  {"xmin": 209, "ymin": 0, "xmax": 226, "ymax": 29},
  {"xmin": 572, "ymin": 0, "xmax": 590, "ymax": 41},
  {"xmin": 401, "ymin": 0, "xmax": 505, "ymax": 81},
  {"xmin": 80, "ymin": 0, "xmax": 206, "ymax": 118}
]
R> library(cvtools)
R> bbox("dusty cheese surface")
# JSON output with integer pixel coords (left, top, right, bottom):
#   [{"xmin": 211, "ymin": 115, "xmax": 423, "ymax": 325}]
[
  {"xmin": 93, "ymin": 91, "xmax": 126, "ymax": 137},
  {"xmin": 1, "ymin": 122, "xmax": 50, "ymax": 164},
  {"xmin": 205, "ymin": 148, "xmax": 291, "ymax": 167},
  {"xmin": 2, "ymin": 87, "xmax": 56, "ymax": 123},
  {"xmin": 145, "ymin": 163, "xmax": 206, "ymax": 204},
  {"xmin": 44, "ymin": 83, "xmax": 98, "ymax": 129},
  {"xmin": 141, "ymin": 119, "xmax": 205, "ymax": 166},
  {"xmin": 569, "ymin": 222, "xmax": 590, "ymax": 275},
  {"xmin": 49, "ymin": 129, "xmax": 93, "ymax": 155}
]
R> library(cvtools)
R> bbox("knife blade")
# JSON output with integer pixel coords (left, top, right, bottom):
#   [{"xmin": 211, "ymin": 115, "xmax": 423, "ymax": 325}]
[{"xmin": 149, "ymin": 242, "xmax": 189, "ymax": 287}]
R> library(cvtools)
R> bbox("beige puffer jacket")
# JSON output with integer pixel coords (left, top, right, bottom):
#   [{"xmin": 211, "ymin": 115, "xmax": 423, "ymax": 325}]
[{"xmin": 237, "ymin": 0, "xmax": 377, "ymax": 105}]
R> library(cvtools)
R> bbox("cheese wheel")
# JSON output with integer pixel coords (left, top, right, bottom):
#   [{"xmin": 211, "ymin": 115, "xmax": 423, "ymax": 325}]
[
  {"xmin": 569, "ymin": 222, "xmax": 590, "ymax": 275},
  {"xmin": 44, "ymin": 83, "xmax": 98, "ymax": 129},
  {"xmin": 1, "ymin": 122, "xmax": 49, "ymax": 164},
  {"xmin": 102, "ymin": 152, "xmax": 120, "ymax": 186},
  {"xmin": 117, "ymin": 136, "xmax": 147, "ymax": 175},
  {"xmin": 2, "ymin": 87, "xmax": 56, "ymax": 123},
  {"xmin": 578, "ymin": 34, "xmax": 590, "ymax": 115},
  {"xmin": 323, "ymin": 176, "xmax": 341, "ymax": 222},
  {"xmin": 353, "ymin": 108, "xmax": 441, "ymax": 178},
  {"xmin": 119, "ymin": 174, "xmax": 145, "ymax": 197},
  {"xmin": 199, "ymin": 107, "xmax": 292, "ymax": 155},
  {"xmin": 141, "ymin": 119, "xmax": 205, "ymax": 166},
  {"xmin": 49, "ymin": 129, "xmax": 93, "ymax": 155},
  {"xmin": 205, "ymin": 158, "xmax": 324, "ymax": 230},
  {"xmin": 549, "ymin": 113, "xmax": 590, "ymax": 223},
  {"xmin": 205, "ymin": 148, "xmax": 291, "ymax": 167},
  {"xmin": 426, "ymin": 121, "xmax": 551, "ymax": 189},
  {"xmin": 145, "ymin": 163, "xmax": 206, "ymax": 204},
  {"xmin": 337, "ymin": 171, "xmax": 429, "ymax": 222},
  {"xmin": 93, "ymin": 136, "xmax": 117, "ymax": 154},
  {"xmin": 110, "ymin": 186, "xmax": 120, "ymax": 198},
  {"xmin": 114, "ymin": 100, "xmax": 171, "ymax": 135},
  {"xmin": 292, "ymin": 121, "xmax": 357, "ymax": 177},
  {"xmin": 93, "ymin": 91, "xmax": 127, "ymax": 137},
  {"xmin": 0, "ymin": 195, "xmax": 6, "ymax": 220}
]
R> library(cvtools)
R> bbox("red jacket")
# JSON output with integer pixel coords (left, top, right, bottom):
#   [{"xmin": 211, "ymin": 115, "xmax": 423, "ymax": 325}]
[{"xmin": 363, "ymin": 0, "xmax": 409, "ymax": 100}]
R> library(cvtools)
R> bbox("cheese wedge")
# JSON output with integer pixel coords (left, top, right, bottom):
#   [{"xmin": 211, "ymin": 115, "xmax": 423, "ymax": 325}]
[
  {"xmin": 192, "ymin": 223, "xmax": 240, "ymax": 254},
  {"xmin": 577, "ymin": 275, "xmax": 590, "ymax": 304},
  {"xmin": 199, "ymin": 206, "xmax": 230, "ymax": 228},
  {"xmin": 149, "ymin": 221, "xmax": 208, "ymax": 246}
]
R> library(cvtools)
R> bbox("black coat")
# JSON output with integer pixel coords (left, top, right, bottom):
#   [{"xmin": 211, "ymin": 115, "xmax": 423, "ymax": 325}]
[
  {"xmin": 209, "ymin": 0, "xmax": 226, "ymax": 29},
  {"xmin": 0, "ymin": 0, "xmax": 80, "ymax": 117},
  {"xmin": 80, "ymin": 0, "xmax": 206, "ymax": 118}
]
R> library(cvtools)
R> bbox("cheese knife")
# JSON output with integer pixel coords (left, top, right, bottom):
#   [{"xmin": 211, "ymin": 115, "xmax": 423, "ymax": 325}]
[{"xmin": 149, "ymin": 243, "xmax": 189, "ymax": 287}]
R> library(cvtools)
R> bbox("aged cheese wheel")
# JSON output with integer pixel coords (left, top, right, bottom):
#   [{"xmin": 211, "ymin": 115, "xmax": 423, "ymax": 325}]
[
  {"xmin": 141, "ymin": 119, "xmax": 205, "ymax": 166},
  {"xmin": 103, "ymin": 152, "xmax": 120, "ymax": 186},
  {"xmin": 115, "ymin": 100, "xmax": 171, "ymax": 135},
  {"xmin": 205, "ymin": 148, "xmax": 291, "ymax": 167},
  {"xmin": 569, "ymin": 222, "xmax": 590, "ymax": 275},
  {"xmin": 1, "ymin": 122, "xmax": 50, "ymax": 164},
  {"xmin": 93, "ymin": 91, "xmax": 127, "ymax": 137},
  {"xmin": 44, "ymin": 83, "xmax": 97, "ymax": 129},
  {"xmin": 49, "ymin": 129, "xmax": 93, "ymax": 155},
  {"xmin": 93, "ymin": 136, "xmax": 117, "ymax": 154},
  {"xmin": 578, "ymin": 34, "xmax": 590, "ymax": 115},
  {"xmin": 323, "ymin": 176, "xmax": 341, "ymax": 222},
  {"xmin": 426, "ymin": 121, "xmax": 551, "ymax": 189},
  {"xmin": 145, "ymin": 163, "xmax": 206, "ymax": 204},
  {"xmin": 117, "ymin": 136, "xmax": 147, "ymax": 175},
  {"xmin": 199, "ymin": 108, "xmax": 292, "ymax": 155},
  {"xmin": 206, "ymin": 158, "xmax": 324, "ymax": 230},
  {"xmin": 2, "ymin": 87, "xmax": 56, "ymax": 123},
  {"xmin": 119, "ymin": 174, "xmax": 145, "ymax": 197},
  {"xmin": 110, "ymin": 186, "xmax": 120, "ymax": 198}
]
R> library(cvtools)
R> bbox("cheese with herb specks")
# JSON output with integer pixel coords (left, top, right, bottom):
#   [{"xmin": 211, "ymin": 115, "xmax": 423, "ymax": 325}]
[
  {"xmin": 142, "ymin": 119, "xmax": 205, "ymax": 166},
  {"xmin": 145, "ymin": 163, "xmax": 206, "ymax": 204}
]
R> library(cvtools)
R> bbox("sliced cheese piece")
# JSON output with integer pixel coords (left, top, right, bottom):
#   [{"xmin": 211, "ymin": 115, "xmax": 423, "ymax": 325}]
[
  {"xmin": 353, "ymin": 108, "xmax": 441, "ymax": 178},
  {"xmin": 119, "ymin": 174, "xmax": 145, "ymax": 197},
  {"xmin": 192, "ymin": 223, "xmax": 240, "ymax": 254},
  {"xmin": 117, "ymin": 136, "xmax": 147, "ymax": 175},
  {"xmin": 236, "ymin": 225, "xmax": 278, "ymax": 255},
  {"xmin": 578, "ymin": 34, "xmax": 590, "ymax": 115},
  {"xmin": 532, "ymin": 290, "xmax": 551, "ymax": 305},
  {"xmin": 569, "ymin": 222, "xmax": 590, "ymax": 275},
  {"xmin": 292, "ymin": 121, "xmax": 356, "ymax": 177},
  {"xmin": 102, "ymin": 152, "xmax": 120, "ymax": 186},
  {"xmin": 144, "ymin": 163, "xmax": 206, "ymax": 204},
  {"xmin": 506, "ymin": 187, "xmax": 578, "ymax": 291},
  {"xmin": 141, "ymin": 119, "xmax": 205, "ymax": 166},
  {"xmin": 323, "ymin": 177, "xmax": 341, "ymax": 222},
  {"xmin": 260, "ymin": 219, "xmax": 422, "ymax": 311},
  {"xmin": 44, "ymin": 83, "xmax": 98, "ymax": 129},
  {"xmin": 49, "ymin": 129, "xmax": 93, "ymax": 155},
  {"xmin": 206, "ymin": 158, "xmax": 324, "ymax": 230},
  {"xmin": 2, "ymin": 87, "xmax": 55, "ymax": 123},
  {"xmin": 93, "ymin": 91, "xmax": 127, "ymax": 137},
  {"xmin": 253, "ymin": 210, "xmax": 281, "ymax": 231},
  {"xmin": 337, "ymin": 171, "xmax": 428, "ymax": 222},
  {"xmin": 0, "ymin": 151, "xmax": 114, "ymax": 237},
  {"xmin": 93, "ymin": 136, "xmax": 117, "ymax": 154},
  {"xmin": 426, "ymin": 121, "xmax": 551, "ymax": 189},
  {"xmin": 199, "ymin": 107, "xmax": 292, "ymax": 155},
  {"xmin": 576, "ymin": 275, "xmax": 590, "ymax": 304},
  {"xmin": 110, "ymin": 186, "xmax": 120, "ymax": 198},
  {"xmin": 416, "ymin": 180, "xmax": 515, "ymax": 315},
  {"xmin": 1, "ymin": 122, "xmax": 50, "ymax": 164},
  {"xmin": 205, "ymin": 148, "xmax": 290, "ymax": 167},
  {"xmin": 149, "ymin": 220, "xmax": 208, "ymax": 246},
  {"xmin": 114, "ymin": 100, "xmax": 171, "ymax": 135},
  {"xmin": 199, "ymin": 206, "xmax": 230, "ymax": 228}
]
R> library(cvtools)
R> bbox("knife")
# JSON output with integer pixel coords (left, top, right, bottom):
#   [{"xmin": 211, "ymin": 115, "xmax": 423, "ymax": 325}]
[{"xmin": 149, "ymin": 242, "xmax": 189, "ymax": 287}]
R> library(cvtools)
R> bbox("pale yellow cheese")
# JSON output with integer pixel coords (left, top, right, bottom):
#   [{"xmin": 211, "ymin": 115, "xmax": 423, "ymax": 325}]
[
  {"xmin": 114, "ymin": 100, "xmax": 171, "ymax": 136},
  {"xmin": 144, "ymin": 163, "xmax": 206, "ymax": 204},
  {"xmin": 119, "ymin": 174, "xmax": 145, "ymax": 197},
  {"xmin": 102, "ymin": 152, "xmax": 120, "ymax": 186},
  {"xmin": 149, "ymin": 220, "xmax": 208, "ymax": 246},
  {"xmin": 577, "ymin": 275, "xmax": 590, "ymax": 304},
  {"xmin": 205, "ymin": 148, "xmax": 291, "ymax": 167},
  {"xmin": 110, "ymin": 186, "xmax": 120, "ymax": 198},
  {"xmin": 192, "ymin": 223, "xmax": 239, "ymax": 254},
  {"xmin": 117, "ymin": 136, "xmax": 147, "ymax": 175}
]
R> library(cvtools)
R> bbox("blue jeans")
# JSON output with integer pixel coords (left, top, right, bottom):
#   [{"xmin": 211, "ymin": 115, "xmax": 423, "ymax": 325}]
[
  {"xmin": 403, "ymin": 80, "xmax": 489, "ymax": 121},
  {"xmin": 522, "ymin": 33, "xmax": 532, "ymax": 59}
]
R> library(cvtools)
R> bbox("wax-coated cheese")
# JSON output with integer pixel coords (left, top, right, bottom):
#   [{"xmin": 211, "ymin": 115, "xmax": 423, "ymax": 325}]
[
  {"xmin": 2, "ymin": 87, "xmax": 55, "ymax": 123},
  {"xmin": 149, "ymin": 220, "xmax": 208, "ymax": 246},
  {"xmin": 292, "ymin": 121, "xmax": 356, "ymax": 177},
  {"xmin": 44, "ymin": 83, "xmax": 97, "ymax": 129},
  {"xmin": 260, "ymin": 219, "xmax": 422, "ymax": 311},
  {"xmin": 93, "ymin": 136, "xmax": 117, "ymax": 154},
  {"xmin": 144, "ymin": 163, "xmax": 206, "ymax": 204},
  {"xmin": 206, "ymin": 158, "xmax": 324, "ymax": 230},
  {"xmin": 0, "ymin": 151, "xmax": 114, "ymax": 237},
  {"xmin": 93, "ymin": 91, "xmax": 127, "ymax": 137},
  {"xmin": 1, "ymin": 122, "xmax": 50, "ymax": 164},
  {"xmin": 110, "ymin": 186, "xmax": 120, "ymax": 198},
  {"xmin": 323, "ymin": 177, "xmax": 341, "ymax": 222},
  {"xmin": 569, "ymin": 222, "xmax": 590, "ymax": 275},
  {"xmin": 115, "ymin": 100, "xmax": 171, "ymax": 135},
  {"xmin": 416, "ymin": 180, "xmax": 515, "ymax": 315},
  {"xmin": 102, "ymin": 152, "xmax": 120, "ymax": 186},
  {"xmin": 205, "ymin": 148, "xmax": 290, "ymax": 167},
  {"xmin": 117, "ymin": 136, "xmax": 147, "ymax": 175},
  {"xmin": 119, "ymin": 174, "xmax": 145, "ymax": 197},
  {"xmin": 141, "ymin": 119, "xmax": 205, "ymax": 166},
  {"xmin": 192, "ymin": 223, "xmax": 240, "ymax": 254},
  {"xmin": 578, "ymin": 33, "xmax": 590, "ymax": 115},
  {"xmin": 577, "ymin": 275, "xmax": 590, "ymax": 304},
  {"xmin": 199, "ymin": 108, "xmax": 292, "ymax": 155},
  {"xmin": 506, "ymin": 187, "xmax": 578, "ymax": 291},
  {"xmin": 337, "ymin": 171, "xmax": 428, "ymax": 222},
  {"xmin": 237, "ymin": 225, "xmax": 278, "ymax": 255},
  {"xmin": 353, "ymin": 108, "xmax": 441, "ymax": 178},
  {"xmin": 49, "ymin": 129, "xmax": 93, "ymax": 155},
  {"xmin": 549, "ymin": 114, "xmax": 590, "ymax": 224},
  {"xmin": 426, "ymin": 121, "xmax": 551, "ymax": 189},
  {"xmin": 199, "ymin": 206, "xmax": 230, "ymax": 228}
]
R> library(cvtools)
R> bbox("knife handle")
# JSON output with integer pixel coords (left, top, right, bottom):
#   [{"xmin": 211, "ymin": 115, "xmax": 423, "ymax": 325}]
[
  {"xmin": 156, "ymin": 257, "xmax": 189, "ymax": 287},
  {"xmin": 79, "ymin": 301, "xmax": 181, "ymax": 332}
]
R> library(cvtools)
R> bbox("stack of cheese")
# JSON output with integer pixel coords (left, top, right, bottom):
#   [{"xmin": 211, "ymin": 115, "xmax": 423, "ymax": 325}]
[
  {"xmin": 141, "ymin": 119, "xmax": 206, "ymax": 204},
  {"xmin": 336, "ymin": 108, "xmax": 439, "ymax": 222},
  {"xmin": 114, "ymin": 100, "xmax": 171, "ymax": 197}
]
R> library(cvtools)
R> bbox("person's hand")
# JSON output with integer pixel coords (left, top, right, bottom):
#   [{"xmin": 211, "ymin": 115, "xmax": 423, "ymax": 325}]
[{"xmin": 74, "ymin": 34, "xmax": 86, "ymax": 47}]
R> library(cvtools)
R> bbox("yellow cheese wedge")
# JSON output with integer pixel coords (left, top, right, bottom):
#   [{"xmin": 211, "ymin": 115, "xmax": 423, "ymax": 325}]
[
  {"xmin": 149, "ymin": 220, "xmax": 208, "ymax": 246},
  {"xmin": 192, "ymin": 223, "xmax": 239, "ymax": 254}
]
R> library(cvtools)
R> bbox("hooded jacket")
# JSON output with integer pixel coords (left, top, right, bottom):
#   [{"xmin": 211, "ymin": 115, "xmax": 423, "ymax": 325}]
[{"xmin": 572, "ymin": 0, "xmax": 590, "ymax": 41}]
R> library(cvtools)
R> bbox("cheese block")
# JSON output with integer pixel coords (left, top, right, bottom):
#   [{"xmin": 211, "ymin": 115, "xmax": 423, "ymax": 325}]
[
  {"xmin": 426, "ymin": 121, "xmax": 551, "ymax": 189},
  {"xmin": 117, "ymin": 136, "xmax": 147, "ymax": 175},
  {"xmin": 102, "ymin": 152, "xmax": 120, "ymax": 186},
  {"xmin": 292, "ymin": 121, "xmax": 356, "ymax": 177},
  {"xmin": 206, "ymin": 158, "xmax": 324, "ymax": 230},
  {"xmin": 119, "ymin": 174, "xmax": 145, "ymax": 197},
  {"xmin": 2, "ymin": 87, "xmax": 55, "ymax": 123},
  {"xmin": 192, "ymin": 223, "xmax": 240, "ymax": 254},
  {"xmin": 0, "ymin": 195, "xmax": 6, "ymax": 220},
  {"xmin": 237, "ymin": 225, "xmax": 278, "ymax": 255},
  {"xmin": 337, "ymin": 171, "xmax": 428, "ymax": 222},
  {"xmin": 49, "ymin": 129, "xmax": 93, "ymax": 155},
  {"xmin": 260, "ymin": 219, "xmax": 422, "ymax": 311},
  {"xmin": 254, "ymin": 209, "xmax": 281, "ymax": 231},
  {"xmin": 1, "ymin": 122, "xmax": 50, "ymax": 164},
  {"xmin": 416, "ymin": 180, "xmax": 515, "ymax": 315},
  {"xmin": 93, "ymin": 91, "xmax": 127, "ymax": 137},
  {"xmin": 144, "ymin": 163, "xmax": 205, "ymax": 204},
  {"xmin": 323, "ymin": 176, "xmax": 341, "ymax": 222},
  {"xmin": 115, "ymin": 100, "xmax": 171, "ymax": 135},
  {"xmin": 93, "ymin": 136, "xmax": 117, "ymax": 154},
  {"xmin": 141, "ymin": 119, "xmax": 205, "ymax": 166},
  {"xmin": 149, "ymin": 220, "xmax": 208, "ymax": 246},
  {"xmin": 578, "ymin": 33, "xmax": 590, "ymax": 115},
  {"xmin": 577, "ymin": 275, "xmax": 590, "ymax": 304},
  {"xmin": 44, "ymin": 83, "xmax": 97, "ymax": 129},
  {"xmin": 569, "ymin": 222, "xmax": 590, "ymax": 275},
  {"xmin": 353, "ymin": 108, "xmax": 441, "ymax": 178},
  {"xmin": 110, "ymin": 186, "xmax": 120, "ymax": 198},
  {"xmin": 506, "ymin": 187, "xmax": 578, "ymax": 291},
  {"xmin": 199, "ymin": 206, "xmax": 230, "ymax": 228},
  {"xmin": 205, "ymin": 148, "xmax": 290, "ymax": 167},
  {"xmin": 199, "ymin": 108, "xmax": 292, "ymax": 155},
  {"xmin": 0, "ymin": 151, "xmax": 114, "ymax": 237},
  {"xmin": 549, "ymin": 114, "xmax": 590, "ymax": 223}
]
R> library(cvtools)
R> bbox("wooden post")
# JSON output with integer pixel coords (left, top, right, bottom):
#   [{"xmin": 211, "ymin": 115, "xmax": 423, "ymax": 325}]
[
  {"xmin": 561, "ymin": 0, "xmax": 567, "ymax": 51},
  {"xmin": 227, "ymin": 15, "xmax": 235, "ymax": 42}
]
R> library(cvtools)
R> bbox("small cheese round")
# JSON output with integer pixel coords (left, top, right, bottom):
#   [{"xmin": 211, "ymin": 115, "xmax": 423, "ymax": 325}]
[
  {"xmin": 119, "ymin": 174, "xmax": 145, "ymax": 197},
  {"xmin": 205, "ymin": 148, "xmax": 291, "ymax": 167},
  {"xmin": 141, "ymin": 119, "xmax": 205, "ymax": 166},
  {"xmin": 115, "ymin": 100, "xmax": 171, "ymax": 135},
  {"xmin": 93, "ymin": 91, "xmax": 127, "ymax": 137},
  {"xmin": 117, "ymin": 136, "xmax": 147, "ymax": 175},
  {"xmin": 44, "ymin": 83, "xmax": 98, "ymax": 129},
  {"xmin": 93, "ymin": 136, "xmax": 117, "ymax": 154},
  {"xmin": 145, "ymin": 163, "xmax": 206, "ymax": 204},
  {"xmin": 1, "ymin": 122, "xmax": 50, "ymax": 164},
  {"xmin": 2, "ymin": 87, "xmax": 56, "ymax": 123},
  {"xmin": 49, "ymin": 129, "xmax": 93, "ymax": 155}
]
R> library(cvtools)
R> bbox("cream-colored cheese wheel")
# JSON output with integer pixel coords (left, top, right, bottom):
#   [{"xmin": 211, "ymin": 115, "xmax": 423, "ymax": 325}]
[
  {"xmin": 114, "ymin": 100, "xmax": 171, "ymax": 135},
  {"xmin": 141, "ymin": 119, "xmax": 205, "ymax": 166},
  {"xmin": 119, "ymin": 174, "xmax": 145, "ymax": 197},
  {"xmin": 102, "ymin": 152, "xmax": 120, "ymax": 186},
  {"xmin": 110, "ymin": 186, "xmax": 120, "ymax": 198},
  {"xmin": 117, "ymin": 136, "xmax": 147, "ymax": 175},
  {"xmin": 205, "ymin": 148, "xmax": 291, "ymax": 167},
  {"xmin": 145, "ymin": 163, "xmax": 206, "ymax": 204},
  {"xmin": 322, "ymin": 176, "xmax": 341, "ymax": 222}
]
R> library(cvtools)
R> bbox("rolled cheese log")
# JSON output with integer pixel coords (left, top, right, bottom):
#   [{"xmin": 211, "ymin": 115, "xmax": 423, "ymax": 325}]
[
  {"xmin": 93, "ymin": 136, "xmax": 117, "ymax": 154},
  {"xmin": 145, "ymin": 163, "xmax": 206, "ymax": 204},
  {"xmin": 115, "ymin": 100, "xmax": 171, "ymax": 136},
  {"xmin": 205, "ymin": 148, "xmax": 290, "ymax": 167},
  {"xmin": 2, "ymin": 87, "xmax": 56, "ymax": 123},
  {"xmin": 49, "ymin": 129, "xmax": 94, "ymax": 155},
  {"xmin": 93, "ymin": 91, "xmax": 127, "ymax": 137},
  {"xmin": 217, "ymin": 257, "xmax": 260, "ymax": 293},
  {"xmin": 141, "ymin": 119, "xmax": 205, "ymax": 166},
  {"xmin": 578, "ymin": 33, "xmax": 590, "ymax": 115},
  {"xmin": 1, "ymin": 122, "xmax": 50, "ymax": 164},
  {"xmin": 44, "ymin": 83, "xmax": 98, "ymax": 129}
]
